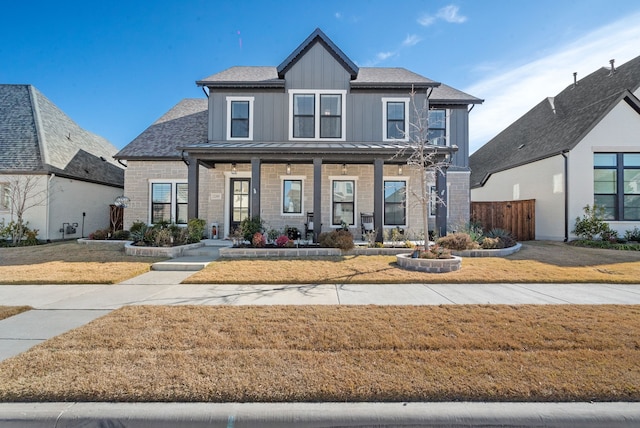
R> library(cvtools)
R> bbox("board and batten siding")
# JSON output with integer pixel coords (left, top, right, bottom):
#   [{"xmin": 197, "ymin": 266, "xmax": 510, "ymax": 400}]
[{"xmin": 284, "ymin": 42, "xmax": 351, "ymax": 91}]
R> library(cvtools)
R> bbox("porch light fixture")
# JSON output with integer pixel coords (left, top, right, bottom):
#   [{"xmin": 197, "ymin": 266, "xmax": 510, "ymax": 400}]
[
  {"xmin": 341, "ymin": 164, "xmax": 347, "ymax": 175},
  {"xmin": 398, "ymin": 164, "xmax": 403, "ymax": 175},
  {"xmin": 286, "ymin": 163, "xmax": 291, "ymax": 175},
  {"xmin": 231, "ymin": 163, "xmax": 237, "ymax": 175}
]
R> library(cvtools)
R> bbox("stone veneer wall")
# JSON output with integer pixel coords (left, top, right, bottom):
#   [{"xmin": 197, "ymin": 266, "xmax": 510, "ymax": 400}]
[{"xmin": 123, "ymin": 160, "xmax": 471, "ymax": 239}]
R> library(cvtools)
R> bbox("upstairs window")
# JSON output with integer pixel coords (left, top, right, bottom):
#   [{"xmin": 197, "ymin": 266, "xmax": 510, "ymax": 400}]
[
  {"xmin": 428, "ymin": 109, "xmax": 446, "ymax": 145},
  {"xmin": 226, "ymin": 97, "xmax": 254, "ymax": 140},
  {"xmin": 382, "ymin": 98, "xmax": 409, "ymax": 141},
  {"xmin": 290, "ymin": 90, "xmax": 346, "ymax": 140}
]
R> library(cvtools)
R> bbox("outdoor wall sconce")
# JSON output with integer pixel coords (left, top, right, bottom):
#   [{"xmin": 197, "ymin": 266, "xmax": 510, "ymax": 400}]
[
  {"xmin": 286, "ymin": 163, "xmax": 291, "ymax": 175},
  {"xmin": 231, "ymin": 163, "xmax": 237, "ymax": 174},
  {"xmin": 398, "ymin": 164, "xmax": 403, "ymax": 175},
  {"xmin": 341, "ymin": 164, "xmax": 347, "ymax": 175}
]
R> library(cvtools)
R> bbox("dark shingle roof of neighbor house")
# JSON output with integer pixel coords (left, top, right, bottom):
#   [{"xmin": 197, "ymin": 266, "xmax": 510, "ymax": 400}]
[
  {"xmin": 0, "ymin": 84, "xmax": 124, "ymax": 187},
  {"xmin": 470, "ymin": 54, "xmax": 640, "ymax": 188},
  {"xmin": 115, "ymin": 98, "xmax": 208, "ymax": 159}
]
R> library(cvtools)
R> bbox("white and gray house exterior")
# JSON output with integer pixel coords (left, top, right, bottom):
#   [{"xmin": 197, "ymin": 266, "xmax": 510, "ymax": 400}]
[
  {"xmin": 470, "ymin": 55, "xmax": 640, "ymax": 241},
  {"xmin": 1, "ymin": 84, "xmax": 124, "ymax": 241},
  {"xmin": 116, "ymin": 29, "xmax": 482, "ymax": 242}
]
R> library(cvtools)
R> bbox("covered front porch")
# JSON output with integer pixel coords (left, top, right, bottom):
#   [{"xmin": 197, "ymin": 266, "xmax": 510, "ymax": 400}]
[{"xmin": 181, "ymin": 141, "xmax": 455, "ymax": 243}]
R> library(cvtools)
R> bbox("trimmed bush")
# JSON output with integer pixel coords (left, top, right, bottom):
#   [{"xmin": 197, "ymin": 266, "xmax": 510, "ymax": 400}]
[
  {"xmin": 436, "ymin": 233, "xmax": 480, "ymax": 251},
  {"xmin": 319, "ymin": 229, "xmax": 354, "ymax": 251}
]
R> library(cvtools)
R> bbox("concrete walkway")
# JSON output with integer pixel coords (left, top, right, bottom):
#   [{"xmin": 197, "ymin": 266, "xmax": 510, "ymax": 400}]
[{"xmin": 2, "ymin": 244, "xmax": 640, "ymax": 426}]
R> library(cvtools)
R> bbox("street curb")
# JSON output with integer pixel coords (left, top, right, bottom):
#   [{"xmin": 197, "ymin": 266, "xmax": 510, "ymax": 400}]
[{"xmin": 1, "ymin": 402, "xmax": 639, "ymax": 427}]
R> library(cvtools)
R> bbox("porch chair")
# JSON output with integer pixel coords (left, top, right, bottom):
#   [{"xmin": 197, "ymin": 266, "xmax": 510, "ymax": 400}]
[
  {"xmin": 304, "ymin": 212, "xmax": 315, "ymax": 241},
  {"xmin": 360, "ymin": 212, "xmax": 375, "ymax": 239}
]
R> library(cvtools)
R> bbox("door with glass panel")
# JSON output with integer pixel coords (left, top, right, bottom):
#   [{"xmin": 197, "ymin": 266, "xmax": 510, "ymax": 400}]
[{"xmin": 230, "ymin": 178, "xmax": 250, "ymax": 233}]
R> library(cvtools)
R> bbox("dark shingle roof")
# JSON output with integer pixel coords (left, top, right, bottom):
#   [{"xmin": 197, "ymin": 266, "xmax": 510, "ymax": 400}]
[
  {"xmin": 0, "ymin": 84, "xmax": 123, "ymax": 187},
  {"xmin": 196, "ymin": 67, "xmax": 283, "ymax": 88},
  {"xmin": 470, "ymin": 55, "xmax": 640, "ymax": 188},
  {"xmin": 115, "ymin": 98, "xmax": 208, "ymax": 159}
]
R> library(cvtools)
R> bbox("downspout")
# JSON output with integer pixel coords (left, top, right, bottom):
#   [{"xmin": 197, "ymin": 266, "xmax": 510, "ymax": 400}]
[
  {"xmin": 561, "ymin": 150, "xmax": 569, "ymax": 242},
  {"xmin": 46, "ymin": 173, "xmax": 55, "ymax": 242}
]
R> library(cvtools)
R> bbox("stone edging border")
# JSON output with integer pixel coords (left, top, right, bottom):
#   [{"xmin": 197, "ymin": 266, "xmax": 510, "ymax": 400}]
[
  {"xmin": 452, "ymin": 242, "xmax": 522, "ymax": 257},
  {"xmin": 124, "ymin": 242, "xmax": 204, "ymax": 257},
  {"xmin": 219, "ymin": 247, "xmax": 413, "ymax": 258},
  {"xmin": 396, "ymin": 254, "xmax": 462, "ymax": 273}
]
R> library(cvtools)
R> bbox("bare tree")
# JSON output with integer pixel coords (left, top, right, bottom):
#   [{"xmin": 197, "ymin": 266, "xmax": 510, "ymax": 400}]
[
  {"xmin": 4, "ymin": 175, "xmax": 49, "ymax": 244},
  {"xmin": 394, "ymin": 87, "xmax": 456, "ymax": 246}
]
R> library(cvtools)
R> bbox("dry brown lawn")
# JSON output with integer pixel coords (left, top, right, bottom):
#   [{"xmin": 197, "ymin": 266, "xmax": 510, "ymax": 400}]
[
  {"xmin": 0, "ymin": 306, "xmax": 31, "ymax": 321},
  {"xmin": 186, "ymin": 241, "xmax": 640, "ymax": 284},
  {"xmin": 0, "ymin": 242, "xmax": 166, "ymax": 284},
  {"xmin": 1, "ymin": 305, "xmax": 638, "ymax": 402}
]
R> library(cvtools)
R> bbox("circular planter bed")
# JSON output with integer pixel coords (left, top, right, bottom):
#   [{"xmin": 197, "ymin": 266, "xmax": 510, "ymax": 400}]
[{"xmin": 396, "ymin": 253, "xmax": 462, "ymax": 273}]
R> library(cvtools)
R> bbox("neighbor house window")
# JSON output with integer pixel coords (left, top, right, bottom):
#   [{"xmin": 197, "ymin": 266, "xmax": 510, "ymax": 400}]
[
  {"xmin": 384, "ymin": 180, "xmax": 406, "ymax": 226},
  {"xmin": 150, "ymin": 181, "xmax": 188, "ymax": 224},
  {"xmin": 594, "ymin": 153, "xmax": 640, "ymax": 220},
  {"xmin": 332, "ymin": 180, "xmax": 355, "ymax": 226},
  {"xmin": 226, "ymin": 97, "xmax": 254, "ymax": 140},
  {"xmin": 290, "ymin": 90, "xmax": 346, "ymax": 140},
  {"xmin": 428, "ymin": 109, "xmax": 446, "ymax": 145},
  {"xmin": 382, "ymin": 98, "xmax": 409, "ymax": 141},
  {"xmin": 0, "ymin": 183, "xmax": 9, "ymax": 211},
  {"xmin": 282, "ymin": 179, "xmax": 303, "ymax": 214}
]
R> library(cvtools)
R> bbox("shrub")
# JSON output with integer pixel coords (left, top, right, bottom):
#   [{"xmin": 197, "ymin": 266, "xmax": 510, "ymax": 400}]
[
  {"xmin": 187, "ymin": 218, "xmax": 206, "ymax": 243},
  {"xmin": 240, "ymin": 216, "xmax": 263, "ymax": 242},
  {"xmin": 458, "ymin": 221, "xmax": 484, "ymax": 243},
  {"xmin": 154, "ymin": 228, "xmax": 173, "ymax": 247},
  {"xmin": 420, "ymin": 245, "xmax": 452, "ymax": 259},
  {"xmin": 89, "ymin": 229, "xmax": 109, "ymax": 240},
  {"xmin": 252, "ymin": 232, "xmax": 266, "ymax": 248},
  {"xmin": 573, "ymin": 205, "xmax": 611, "ymax": 240},
  {"xmin": 481, "ymin": 237, "xmax": 504, "ymax": 249},
  {"xmin": 436, "ymin": 233, "xmax": 479, "ymax": 251},
  {"xmin": 112, "ymin": 230, "xmax": 130, "ymax": 240},
  {"xmin": 130, "ymin": 222, "xmax": 149, "ymax": 244},
  {"xmin": 484, "ymin": 228, "xmax": 517, "ymax": 248},
  {"xmin": 624, "ymin": 227, "xmax": 640, "ymax": 242},
  {"xmin": 275, "ymin": 235, "xmax": 289, "ymax": 247},
  {"xmin": 319, "ymin": 229, "xmax": 354, "ymax": 251}
]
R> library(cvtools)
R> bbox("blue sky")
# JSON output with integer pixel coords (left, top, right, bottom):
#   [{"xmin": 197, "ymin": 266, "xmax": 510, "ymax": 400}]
[{"xmin": 2, "ymin": 0, "xmax": 640, "ymax": 153}]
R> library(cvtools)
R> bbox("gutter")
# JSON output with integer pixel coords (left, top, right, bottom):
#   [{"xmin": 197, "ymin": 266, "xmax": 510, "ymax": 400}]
[{"xmin": 561, "ymin": 150, "xmax": 569, "ymax": 242}]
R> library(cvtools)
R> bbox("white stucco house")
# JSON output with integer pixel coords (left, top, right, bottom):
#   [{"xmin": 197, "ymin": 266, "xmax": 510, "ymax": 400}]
[
  {"xmin": 115, "ymin": 28, "xmax": 482, "ymax": 242},
  {"xmin": 0, "ymin": 84, "xmax": 125, "ymax": 241},
  {"xmin": 470, "ymin": 55, "xmax": 640, "ymax": 241}
]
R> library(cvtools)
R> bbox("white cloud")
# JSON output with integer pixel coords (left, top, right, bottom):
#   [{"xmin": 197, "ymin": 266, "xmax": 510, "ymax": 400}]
[
  {"xmin": 417, "ymin": 14, "xmax": 435, "ymax": 27},
  {"xmin": 466, "ymin": 11, "xmax": 640, "ymax": 154},
  {"xmin": 402, "ymin": 34, "xmax": 422, "ymax": 47},
  {"xmin": 436, "ymin": 5, "xmax": 467, "ymax": 24},
  {"xmin": 376, "ymin": 51, "xmax": 395, "ymax": 61},
  {"xmin": 335, "ymin": 12, "xmax": 342, "ymax": 19}
]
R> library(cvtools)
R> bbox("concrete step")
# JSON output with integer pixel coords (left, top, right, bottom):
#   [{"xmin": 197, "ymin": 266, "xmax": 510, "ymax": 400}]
[{"xmin": 151, "ymin": 243, "xmax": 226, "ymax": 272}]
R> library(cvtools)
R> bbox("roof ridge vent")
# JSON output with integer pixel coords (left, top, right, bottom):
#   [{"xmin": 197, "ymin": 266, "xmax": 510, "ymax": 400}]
[{"xmin": 609, "ymin": 59, "xmax": 616, "ymax": 76}]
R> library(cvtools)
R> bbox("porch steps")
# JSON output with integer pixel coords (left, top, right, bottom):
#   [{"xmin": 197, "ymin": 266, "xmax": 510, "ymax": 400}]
[{"xmin": 151, "ymin": 239, "xmax": 232, "ymax": 271}]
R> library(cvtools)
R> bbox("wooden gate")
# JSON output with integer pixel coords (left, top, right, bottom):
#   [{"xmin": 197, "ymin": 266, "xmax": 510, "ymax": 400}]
[{"xmin": 470, "ymin": 199, "xmax": 535, "ymax": 241}]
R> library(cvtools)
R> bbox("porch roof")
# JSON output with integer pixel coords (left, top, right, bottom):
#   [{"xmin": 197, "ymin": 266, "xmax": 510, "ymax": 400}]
[{"xmin": 179, "ymin": 141, "xmax": 456, "ymax": 164}]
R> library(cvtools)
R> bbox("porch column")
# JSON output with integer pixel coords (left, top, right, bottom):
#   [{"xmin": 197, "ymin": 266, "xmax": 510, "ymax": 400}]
[
  {"xmin": 313, "ymin": 158, "xmax": 322, "ymax": 239},
  {"xmin": 251, "ymin": 157, "xmax": 261, "ymax": 217},
  {"xmin": 187, "ymin": 156, "xmax": 199, "ymax": 220},
  {"xmin": 435, "ymin": 168, "xmax": 447, "ymax": 237},
  {"xmin": 374, "ymin": 158, "xmax": 384, "ymax": 243}
]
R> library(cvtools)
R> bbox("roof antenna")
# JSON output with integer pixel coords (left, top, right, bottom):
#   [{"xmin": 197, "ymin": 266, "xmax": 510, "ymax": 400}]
[
  {"xmin": 609, "ymin": 59, "xmax": 616, "ymax": 76},
  {"xmin": 573, "ymin": 72, "xmax": 577, "ymax": 87}
]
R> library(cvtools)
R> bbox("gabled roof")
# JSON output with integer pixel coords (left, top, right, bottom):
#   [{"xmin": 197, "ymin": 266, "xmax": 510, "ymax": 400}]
[
  {"xmin": 470, "ymin": 54, "xmax": 640, "ymax": 188},
  {"xmin": 277, "ymin": 28, "xmax": 359, "ymax": 79},
  {"xmin": 195, "ymin": 66, "xmax": 283, "ymax": 89},
  {"xmin": 115, "ymin": 98, "xmax": 208, "ymax": 159},
  {"xmin": 0, "ymin": 84, "xmax": 123, "ymax": 187},
  {"xmin": 351, "ymin": 67, "xmax": 439, "ymax": 90}
]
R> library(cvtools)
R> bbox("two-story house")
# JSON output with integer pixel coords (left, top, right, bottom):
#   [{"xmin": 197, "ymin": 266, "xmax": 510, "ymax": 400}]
[{"xmin": 115, "ymin": 28, "xmax": 482, "ymax": 242}]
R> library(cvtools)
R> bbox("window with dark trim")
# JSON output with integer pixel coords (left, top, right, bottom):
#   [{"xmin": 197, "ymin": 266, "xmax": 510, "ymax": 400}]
[
  {"xmin": 151, "ymin": 182, "xmax": 188, "ymax": 224},
  {"xmin": 594, "ymin": 153, "xmax": 640, "ymax": 220},
  {"xmin": 332, "ymin": 180, "xmax": 355, "ymax": 225},
  {"xmin": 384, "ymin": 180, "xmax": 406, "ymax": 225},
  {"xmin": 320, "ymin": 94, "xmax": 341, "ymax": 138},
  {"xmin": 283, "ymin": 179, "xmax": 302, "ymax": 214},
  {"xmin": 0, "ymin": 183, "xmax": 10, "ymax": 211},
  {"xmin": 386, "ymin": 102, "xmax": 406, "ymax": 140},
  {"xmin": 428, "ymin": 109, "xmax": 446, "ymax": 145},
  {"xmin": 293, "ymin": 94, "xmax": 315, "ymax": 138},
  {"xmin": 230, "ymin": 101, "xmax": 249, "ymax": 138}
]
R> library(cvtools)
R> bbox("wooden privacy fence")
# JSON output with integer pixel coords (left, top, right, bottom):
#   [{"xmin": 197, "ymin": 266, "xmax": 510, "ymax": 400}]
[{"xmin": 470, "ymin": 199, "xmax": 535, "ymax": 241}]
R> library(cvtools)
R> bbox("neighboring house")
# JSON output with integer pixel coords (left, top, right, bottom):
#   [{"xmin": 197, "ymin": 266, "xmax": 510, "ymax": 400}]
[
  {"xmin": 116, "ymin": 28, "xmax": 482, "ymax": 241},
  {"xmin": 470, "ymin": 55, "xmax": 640, "ymax": 241},
  {"xmin": 0, "ymin": 84, "xmax": 124, "ymax": 241}
]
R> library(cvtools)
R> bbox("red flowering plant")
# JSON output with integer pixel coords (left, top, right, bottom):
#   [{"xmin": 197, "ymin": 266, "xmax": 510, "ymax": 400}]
[
  {"xmin": 275, "ymin": 235, "xmax": 289, "ymax": 247},
  {"xmin": 252, "ymin": 232, "xmax": 266, "ymax": 247}
]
